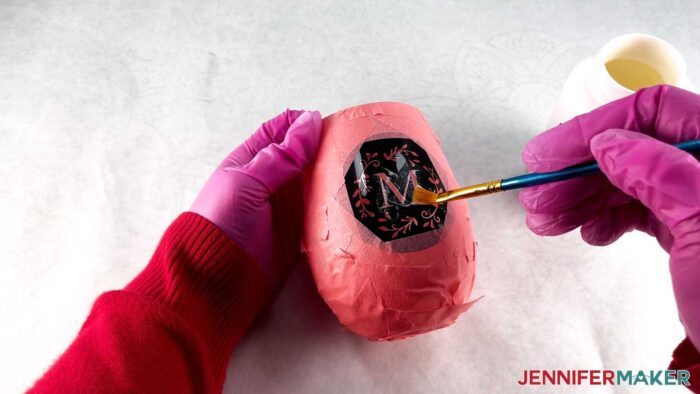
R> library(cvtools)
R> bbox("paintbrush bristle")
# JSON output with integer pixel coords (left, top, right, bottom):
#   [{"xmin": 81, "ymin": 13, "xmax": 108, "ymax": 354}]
[{"xmin": 411, "ymin": 186, "xmax": 439, "ymax": 205}]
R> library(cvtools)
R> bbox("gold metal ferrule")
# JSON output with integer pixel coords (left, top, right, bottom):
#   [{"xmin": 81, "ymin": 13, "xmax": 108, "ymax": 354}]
[{"xmin": 434, "ymin": 179, "xmax": 503, "ymax": 203}]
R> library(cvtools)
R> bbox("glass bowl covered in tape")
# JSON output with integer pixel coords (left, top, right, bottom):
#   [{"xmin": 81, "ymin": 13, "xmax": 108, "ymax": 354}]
[{"xmin": 302, "ymin": 102, "xmax": 478, "ymax": 341}]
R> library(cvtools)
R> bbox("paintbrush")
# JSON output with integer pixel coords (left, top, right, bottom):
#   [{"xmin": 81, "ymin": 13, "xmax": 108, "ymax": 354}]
[{"xmin": 411, "ymin": 138, "xmax": 700, "ymax": 205}]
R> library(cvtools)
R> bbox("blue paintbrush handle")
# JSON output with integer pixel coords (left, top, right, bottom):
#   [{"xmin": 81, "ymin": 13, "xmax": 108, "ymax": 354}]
[{"xmin": 500, "ymin": 138, "xmax": 700, "ymax": 191}]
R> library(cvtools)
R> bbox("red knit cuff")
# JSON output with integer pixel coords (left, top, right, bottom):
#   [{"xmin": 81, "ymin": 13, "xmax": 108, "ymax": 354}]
[
  {"xmin": 125, "ymin": 212, "xmax": 270, "ymax": 377},
  {"xmin": 670, "ymin": 337, "xmax": 700, "ymax": 392}
]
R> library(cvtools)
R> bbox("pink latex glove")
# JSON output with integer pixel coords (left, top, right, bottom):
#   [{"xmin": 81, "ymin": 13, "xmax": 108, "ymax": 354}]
[
  {"xmin": 191, "ymin": 109, "xmax": 322, "ymax": 287},
  {"xmin": 520, "ymin": 85, "xmax": 700, "ymax": 347}
]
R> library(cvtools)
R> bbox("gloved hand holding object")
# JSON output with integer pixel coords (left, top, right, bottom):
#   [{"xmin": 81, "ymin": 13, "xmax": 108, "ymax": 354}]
[
  {"xmin": 520, "ymin": 85, "xmax": 700, "ymax": 372},
  {"xmin": 29, "ymin": 109, "xmax": 322, "ymax": 393},
  {"xmin": 192, "ymin": 109, "xmax": 322, "ymax": 287}
]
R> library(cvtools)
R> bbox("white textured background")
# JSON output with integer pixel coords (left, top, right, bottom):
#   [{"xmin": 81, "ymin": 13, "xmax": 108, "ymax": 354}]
[{"xmin": 1, "ymin": 1, "xmax": 698, "ymax": 393}]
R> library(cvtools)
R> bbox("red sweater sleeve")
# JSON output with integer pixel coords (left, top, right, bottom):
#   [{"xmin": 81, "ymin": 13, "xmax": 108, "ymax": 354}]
[
  {"xmin": 28, "ymin": 212, "xmax": 270, "ymax": 393},
  {"xmin": 670, "ymin": 337, "xmax": 700, "ymax": 393}
]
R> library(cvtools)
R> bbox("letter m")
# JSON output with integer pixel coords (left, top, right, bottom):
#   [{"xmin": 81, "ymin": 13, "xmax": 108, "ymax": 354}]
[
  {"xmin": 617, "ymin": 371, "xmax": 633, "ymax": 384},
  {"xmin": 374, "ymin": 170, "xmax": 419, "ymax": 208}
]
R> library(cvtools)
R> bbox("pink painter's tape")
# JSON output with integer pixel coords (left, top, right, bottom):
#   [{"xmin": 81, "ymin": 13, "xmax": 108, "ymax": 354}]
[{"xmin": 303, "ymin": 102, "xmax": 479, "ymax": 341}]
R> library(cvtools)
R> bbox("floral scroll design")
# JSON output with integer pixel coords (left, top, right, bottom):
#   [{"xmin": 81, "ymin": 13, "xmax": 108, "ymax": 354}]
[
  {"xmin": 378, "ymin": 216, "xmax": 418, "ymax": 239},
  {"xmin": 383, "ymin": 143, "xmax": 422, "ymax": 168},
  {"xmin": 352, "ymin": 173, "xmax": 374, "ymax": 218}
]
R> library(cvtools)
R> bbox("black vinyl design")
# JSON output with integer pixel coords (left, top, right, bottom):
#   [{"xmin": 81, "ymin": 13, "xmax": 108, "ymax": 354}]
[{"xmin": 344, "ymin": 138, "xmax": 448, "ymax": 241}]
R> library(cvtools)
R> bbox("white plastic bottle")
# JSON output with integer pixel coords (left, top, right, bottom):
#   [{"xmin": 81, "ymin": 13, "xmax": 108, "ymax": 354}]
[{"xmin": 548, "ymin": 34, "xmax": 695, "ymax": 128}]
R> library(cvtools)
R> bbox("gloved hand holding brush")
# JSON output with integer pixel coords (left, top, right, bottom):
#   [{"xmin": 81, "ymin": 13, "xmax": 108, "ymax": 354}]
[{"xmin": 520, "ymin": 84, "xmax": 700, "ymax": 381}]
